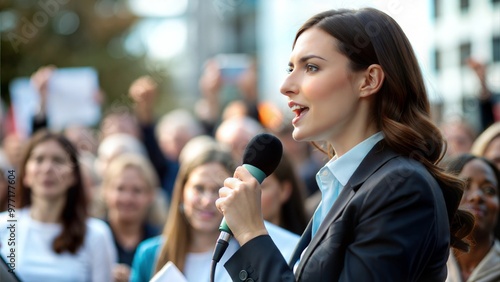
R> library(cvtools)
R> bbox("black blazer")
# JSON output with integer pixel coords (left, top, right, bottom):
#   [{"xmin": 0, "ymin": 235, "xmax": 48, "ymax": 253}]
[{"xmin": 224, "ymin": 141, "xmax": 451, "ymax": 282}]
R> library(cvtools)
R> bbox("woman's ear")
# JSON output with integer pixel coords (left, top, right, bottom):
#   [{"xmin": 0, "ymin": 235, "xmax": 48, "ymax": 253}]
[{"xmin": 359, "ymin": 64, "xmax": 384, "ymax": 98}]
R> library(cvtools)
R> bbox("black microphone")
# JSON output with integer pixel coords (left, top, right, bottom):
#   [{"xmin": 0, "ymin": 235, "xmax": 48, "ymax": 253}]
[{"xmin": 212, "ymin": 133, "xmax": 283, "ymax": 263}]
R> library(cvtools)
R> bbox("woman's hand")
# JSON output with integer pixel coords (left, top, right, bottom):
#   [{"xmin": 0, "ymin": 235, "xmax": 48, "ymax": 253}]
[
  {"xmin": 113, "ymin": 263, "xmax": 130, "ymax": 282},
  {"xmin": 216, "ymin": 166, "xmax": 268, "ymax": 246}
]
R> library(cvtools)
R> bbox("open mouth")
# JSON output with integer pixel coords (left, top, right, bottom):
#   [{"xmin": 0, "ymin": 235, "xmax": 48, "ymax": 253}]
[{"xmin": 290, "ymin": 104, "xmax": 309, "ymax": 117}]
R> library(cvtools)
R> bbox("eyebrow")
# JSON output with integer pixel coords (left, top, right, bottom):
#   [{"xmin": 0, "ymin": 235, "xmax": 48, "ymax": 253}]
[{"xmin": 288, "ymin": 55, "xmax": 327, "ymax": 66}]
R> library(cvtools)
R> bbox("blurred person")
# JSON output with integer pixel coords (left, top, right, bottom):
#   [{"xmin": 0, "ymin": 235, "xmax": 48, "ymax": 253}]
[
  {"xmin": 195, "ymin": 56, "xmax": 260, "ymax": 135},
  {"xmin": 128, "ymin": 75, "xmax": 207, "ymax": 201},
  {"xmin": 93, "ymin": 133, "xmax": 168, "ymax": 226},
  {"xmin": 216, "ymin": 8, "xmax": 474, "ymax": 281},
  {"xmin": 99, "ymin": 110, "xmax": 141, "ymax": 141},
  {"xmin": 101, "ymin": 154, "xmax": 162, "ymax": 282},
  {"xmin": 94, "ymin": 133, "xmax": 147, "ymax": 179},
  {"xmin": 129, "ymin": 147, "xmax": 237, "ymax": 282},
  {"xmin": 440, "ymin": 116, "xmax": 477, "ymax": 159},
  {"xmin": 63, "ymin": 125, "xmax": 99, "ymax": 155},
  {"xmin": 1, "ymin": 132, "xmax": 26, "ymax": 171},
  {"xmin": 178, "ymin": 135, "xmax": 222, "ymax": 164},
  {"xmin": 130, "ymin": 146, "xmax": 300, "ymax": 282},
  {"xmin": 471, "ymin": 122, "xmax": 500, "ymax": 170},
  {"xmin": 215, "ymin": 115, "xmax": 264, "ymax": 163},
  {"xmin": 261, "ymin": 152, "xmax": 309, "ymax": 234},
  {"xmin": 0, "ymin": 129, "xmax": 116, "ymax": 281},
  {"xmin": 30, "ymin": 65, "xmax": 55, "ymax": 134},
  {"xmin": 467, "ymin": 58, "xmax": 498, "ymax": 131},
  {"xmin": 155, "ymin": 109, "xmax": 205, "ymax": 163},
  {"xmin": 445, "ymin": 154, "xmax": 500, "ymax": 282},
  {"xmin": 78, "ymin": 151, "xmax": 100, "ymax": 207}
]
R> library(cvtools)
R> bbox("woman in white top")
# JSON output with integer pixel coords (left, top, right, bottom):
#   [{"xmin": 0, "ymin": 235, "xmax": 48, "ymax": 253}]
[
  {"xmin": 131, "ymin": 141, "xmax": 300, "ymax": 282},
  {"xmin": 0, "ymin": 129, "xmax": 116, "ymax": 282}
]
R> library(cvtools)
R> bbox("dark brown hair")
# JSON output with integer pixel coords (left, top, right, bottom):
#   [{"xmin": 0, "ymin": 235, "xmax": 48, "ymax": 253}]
[
  {"xmin": 16, "ymin": 129, "xmax": 87, "ymax": 254},
  {"xmin": 295, "ymin": 8, "xmax": 474, "ymax": 251}
]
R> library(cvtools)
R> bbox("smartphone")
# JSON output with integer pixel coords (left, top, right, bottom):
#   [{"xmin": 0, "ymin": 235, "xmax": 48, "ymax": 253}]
[
  {"xmin": 214, "ymin": 54, "xmax": 252, "ymax": 108},
  {"xmin": 214, "ymin": 53, "xmax": 251, "ymax": 85}
]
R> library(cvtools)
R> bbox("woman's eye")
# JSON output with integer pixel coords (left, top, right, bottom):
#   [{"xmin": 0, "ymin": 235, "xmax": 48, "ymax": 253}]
[
  {"xmin": 306, "ymin": 64, "xmax": 318, "ymax": 72},
  {"xmin": 483, "ymin": 186, "xmax": 497, "ymax": 196},
  {"xmin": 286, "ymin": 66, "xmax": 293, "ymax": 74}
]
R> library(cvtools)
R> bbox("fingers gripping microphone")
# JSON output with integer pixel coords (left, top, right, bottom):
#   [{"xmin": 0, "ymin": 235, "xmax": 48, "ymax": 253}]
[{"xmin": 212, "ymin": 133, "xmax": 283, "ymax": 264}]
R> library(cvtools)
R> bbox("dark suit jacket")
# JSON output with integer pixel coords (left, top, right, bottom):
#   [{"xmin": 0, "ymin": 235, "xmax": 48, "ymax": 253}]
[{"xmin": 224, "ymin": 141, "xmax": 451, "ymax": 282}]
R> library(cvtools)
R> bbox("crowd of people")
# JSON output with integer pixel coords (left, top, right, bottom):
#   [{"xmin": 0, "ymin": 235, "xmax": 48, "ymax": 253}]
[{"xmin": 0, "ymin": 6, "xmax": 499, "ymax": 282}]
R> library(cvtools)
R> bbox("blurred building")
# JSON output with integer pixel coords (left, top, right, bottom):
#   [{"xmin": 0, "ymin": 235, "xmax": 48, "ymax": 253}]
[{"xmin": 431, "ymin": 0, "xmax": 500, "ymax": 127}]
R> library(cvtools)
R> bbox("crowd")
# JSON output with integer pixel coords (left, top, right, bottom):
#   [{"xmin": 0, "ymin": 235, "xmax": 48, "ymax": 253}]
[{"xmin": 0, "ymin": 7, "xmax": 499, "ymax": 282}]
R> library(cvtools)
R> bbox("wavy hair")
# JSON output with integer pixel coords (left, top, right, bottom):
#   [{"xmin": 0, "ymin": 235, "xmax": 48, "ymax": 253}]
[{"xmin": 295, "ymin": 8, "xmax": 474, "ymax": 251}]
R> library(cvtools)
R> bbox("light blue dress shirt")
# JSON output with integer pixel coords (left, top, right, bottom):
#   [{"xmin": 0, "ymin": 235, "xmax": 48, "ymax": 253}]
[{"xmin": 311, "ymin": 132, "xmax": 384, "ymax": 238}]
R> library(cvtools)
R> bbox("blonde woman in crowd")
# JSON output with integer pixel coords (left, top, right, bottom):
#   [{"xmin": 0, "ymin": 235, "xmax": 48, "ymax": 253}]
[
  {"xmin": 471, "ymin": 122, "xmax": 500, "ymax": 170},
  {"xmin": 101, "ymin": 153, "xmax": 163, "ymax": 282}
]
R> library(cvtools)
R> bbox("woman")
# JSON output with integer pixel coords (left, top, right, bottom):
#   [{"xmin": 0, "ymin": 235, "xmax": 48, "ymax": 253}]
[
  {"xmin": 471, "ymin": 122, "xmax": 500, "ymax": 170},
  {"xmin": 130, "ymin": 146, "xmax": 300, "ymax": 281},
  {"xmin": 216, "ymin": 7, "xmax": 474, "ymax": 281},
  {"xmin": 0, "ymin": 130, "xmax": 116, "ymax": 281},
  {"xmin": 129, "ymin": 147, "xmax": 238, "ymax": 281},
  {"xmin": 101, "ymin": 153, "xmax": 162, "ymax": 282},
  {"xmin": 445, "ymin": 154, "xmax": 500, "ymax": 282}
]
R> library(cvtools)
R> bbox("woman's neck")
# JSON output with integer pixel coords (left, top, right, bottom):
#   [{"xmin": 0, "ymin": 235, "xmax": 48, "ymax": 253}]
[
  {"xmin": 456, "ymin": 233, "xmax": 494, "ymax": 280},
  {"xmin": 189, "ymin": 230, "xmax": 219, "ymax": 253},
  {"xmin": 30, "ymin": 197, "xmax": 66, "ymax": 223}
]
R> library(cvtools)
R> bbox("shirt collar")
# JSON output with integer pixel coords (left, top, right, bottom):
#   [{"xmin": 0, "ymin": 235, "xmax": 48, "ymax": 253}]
[{"xmin": 324, "ymin": 132, "xmax": 384, "ymax": 186}]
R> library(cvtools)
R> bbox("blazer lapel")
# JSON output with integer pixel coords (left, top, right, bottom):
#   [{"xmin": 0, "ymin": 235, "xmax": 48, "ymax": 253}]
[
  {"xmin": 294, "ymin": 141, "xmax": 398, "ymax": 278},
  {"xmin": 294, "ymin": 185, "xmax": 356, "ymax": 277},
  {"xmin": 288, "ymin": 221, "xmax": 312, "ymax": 268}
]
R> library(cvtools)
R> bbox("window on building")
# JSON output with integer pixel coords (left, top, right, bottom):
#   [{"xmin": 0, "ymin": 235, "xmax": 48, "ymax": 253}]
[
  {"xmin": 460, "ymin": 0, "xmax": 470, "ymax": 12},
  {"xmin": 493, "ymin": 36, "xmax": 500, "ymax": 62},
  {"xmin": 432, "ymin": 0, "xmax": 441, "ymax": 19},
  {"xmin": 459, "ymin": 42, "xmax": 472, "ymax": 66},
  {"xmin": 434, "ymin": 48, "xmax": 442, "ymax": 71}
]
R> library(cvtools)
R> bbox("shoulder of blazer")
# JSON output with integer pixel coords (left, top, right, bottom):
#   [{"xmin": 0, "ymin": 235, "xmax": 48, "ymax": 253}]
[{"xmin": 347, "ymin": 140, "xmax": 400, "ymax": 192}]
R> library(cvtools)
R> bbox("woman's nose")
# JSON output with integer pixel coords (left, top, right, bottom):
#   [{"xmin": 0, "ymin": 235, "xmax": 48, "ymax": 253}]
[
  {"xmin": 465, "ymin": 186, "xmax": 485, "ymax": 203},
  {"xmin": 280, "ymin": 73, "xmax": 299, "ymax": 97}
]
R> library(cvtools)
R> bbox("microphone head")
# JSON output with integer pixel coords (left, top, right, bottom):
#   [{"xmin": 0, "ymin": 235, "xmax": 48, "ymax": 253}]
[{"xmin": 242, "ymin": 133, "xmax": 283, "ymax": 176}]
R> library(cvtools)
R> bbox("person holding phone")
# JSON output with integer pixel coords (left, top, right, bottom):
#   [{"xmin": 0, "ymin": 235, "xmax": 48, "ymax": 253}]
[{"xmin": 216, "ymin": 7, "xmax": 475, "ymax": 281}]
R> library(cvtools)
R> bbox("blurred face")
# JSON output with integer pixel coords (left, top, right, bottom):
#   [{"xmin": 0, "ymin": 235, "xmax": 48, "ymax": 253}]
[
  {"xmin": 159, "ymin": 126, "xmax": 192, "ymax": 161},
  {"xmin": 484, "ymin": 136, "xmax": 500, "ymax": 171},
  {"xmin": 215, "ymin": 124, "xmax": 253, "ymax": 163},
  {"xmin": 23, "ymin": 140, "xmax": 75, "ymax": 201},
  {"xmin": 442, "ymin": 123, "xmax": 474, "ymax": 157},
  {"xmin": 182, "ymin": 163, "xmax": 230, "ymax": 234},
  {"xmin": 104, "ymin": 167, "xmax": 153, "ymax": 223},
  {"xmin": 101, "ymin": 114, "xmax": 140, "ymax": 140},
  {"xmin": 260, "ymin": 175, "xmax": 291, "ymax": 226},
  {"xmin": 459, "ymin": 159, "xmax": 499, "ymax": 235},
  {"xmin": 281, "ymin": 28, "xmax": 366, "ymax": 145}
]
